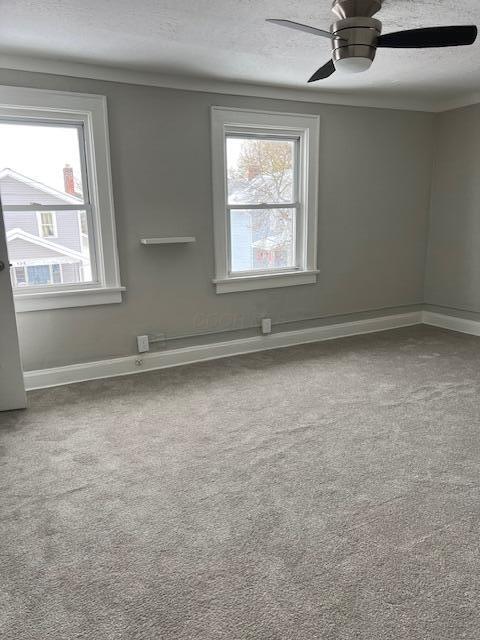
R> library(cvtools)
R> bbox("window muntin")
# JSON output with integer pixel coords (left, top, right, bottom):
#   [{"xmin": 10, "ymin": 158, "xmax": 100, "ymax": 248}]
[{"xmin": 0, "ymin": 118, "xmax": 96, "ymax": 291}]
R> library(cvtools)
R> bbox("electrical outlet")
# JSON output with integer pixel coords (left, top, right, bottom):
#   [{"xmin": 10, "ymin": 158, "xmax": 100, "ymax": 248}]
[
  {"xmin": 136, "ymin": 335, "xmax": 150, "ymax": 353},
  {"xmin": 261, "ymin": 318, "xmax": 272, "ymax": 335}
]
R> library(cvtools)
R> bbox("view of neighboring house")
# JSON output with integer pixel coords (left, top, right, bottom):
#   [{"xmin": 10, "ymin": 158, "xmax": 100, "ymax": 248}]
[
  {"xmin": 230, "ymin": 206, "xmax": 294, "ymax": 272},
  {"xmin": 1, "ymin": 166, "xmax": 91, "ymax": 288},
  {"xmin": 228, "ymin": 161, "xmax": 295, "ymax": 273}
]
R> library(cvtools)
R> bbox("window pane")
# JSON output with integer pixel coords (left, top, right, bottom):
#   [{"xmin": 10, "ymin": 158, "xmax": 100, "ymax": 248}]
[
  {"xmin": 227, "ymin": 137, "xmax": 296, "ymax": 205},
  {"xmin": 27, "ymin": 265, "xmax": 51, "ymax": 285},
  {"xmin": 230, "ymin": 208, "xmax": 296, "ymax": 273},
  {"xmin": 39, "ymin": 211, "xmax": 56, "ymax": 237},
  {"xmin": 14, "ymin": 267, "xmax": 26, "ymax": 286},
  {"xmin": 4, "ymin": 209, "xmax": 93, "ymax": 289},
  {"xmin": 52, "ymin": 264, "xmax": 62, "ymax": 284},
  {"xmin": 0, "ymin": 121, "xmax": 85, "ymax": 206}
]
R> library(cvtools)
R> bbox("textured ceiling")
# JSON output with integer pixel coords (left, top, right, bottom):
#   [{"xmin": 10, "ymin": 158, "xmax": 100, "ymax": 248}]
[{"xmin": 2, "ymin": 0, "xmax": 480, "ymax": 106}]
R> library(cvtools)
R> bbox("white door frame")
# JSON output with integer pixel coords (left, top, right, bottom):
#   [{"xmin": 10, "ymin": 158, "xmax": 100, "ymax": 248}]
[{"xmin": 0, "ymin": 201, "xmax": 26, "ymax": 411}]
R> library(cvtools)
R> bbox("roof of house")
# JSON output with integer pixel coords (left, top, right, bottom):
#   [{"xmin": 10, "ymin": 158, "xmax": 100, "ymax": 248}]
[
  {"xmin": 0, "ymin": 167, "xmax": 83, "ymax": 206},
  {"xmin": 6, "ymin": 227, "xmax": 87, "ymax": 264}
]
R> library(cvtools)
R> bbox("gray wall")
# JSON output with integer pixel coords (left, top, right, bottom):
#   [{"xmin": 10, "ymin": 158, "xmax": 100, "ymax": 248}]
[
  {"xmin": 425, "ymin": 103, "xmax": 480, "ymax": 313},
  {"xmin": 0, "ymin": 70, "xmax": 435, "ymax": 371}
]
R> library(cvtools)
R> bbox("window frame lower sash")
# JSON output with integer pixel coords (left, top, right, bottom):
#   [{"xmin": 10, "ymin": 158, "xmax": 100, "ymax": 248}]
[{"xmin": 0, "ymin": 85, "xmax": 123, "ymax": 311}]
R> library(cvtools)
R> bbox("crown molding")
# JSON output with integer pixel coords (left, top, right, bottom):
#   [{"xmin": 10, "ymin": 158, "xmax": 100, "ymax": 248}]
[
  {"xmin": 432, "ymin": 91, "xmax": 480, "ymax": 114},
  {"xmin": 0, "ymin": 53, "xmax": 441, "ymax": 112}
]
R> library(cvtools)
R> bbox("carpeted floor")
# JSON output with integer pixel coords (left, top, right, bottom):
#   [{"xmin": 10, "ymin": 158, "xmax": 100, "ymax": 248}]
[{"xmin": 1, "ymin": 325, "xmax": 480, "ymax": 639}]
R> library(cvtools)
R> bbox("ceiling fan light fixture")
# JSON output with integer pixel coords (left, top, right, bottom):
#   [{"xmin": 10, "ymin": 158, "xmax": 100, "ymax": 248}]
[
  {"xmin": 266, "ymin": 2, "xmax": 478, "ymax": 84},
  {"xmin": 333, "ymin": 56, "xmax": 373, "ymax": 73}
]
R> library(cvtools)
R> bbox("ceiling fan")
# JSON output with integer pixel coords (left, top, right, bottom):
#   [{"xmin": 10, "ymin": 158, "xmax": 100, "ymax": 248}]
[{"xmin": 267, "ymin": 0, "xmax": 478, "ymax": 82}]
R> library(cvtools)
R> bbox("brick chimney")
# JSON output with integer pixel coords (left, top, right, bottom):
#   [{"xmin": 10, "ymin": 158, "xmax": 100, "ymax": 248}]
[{"xmin": 63, "ymin": 164, "xmax": 75, "ymax": 195}]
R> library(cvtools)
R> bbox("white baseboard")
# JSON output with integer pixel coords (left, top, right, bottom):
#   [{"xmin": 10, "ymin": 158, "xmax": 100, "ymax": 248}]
[
  {"xmin": 422, "ymin": 310, "xmax": 480, "ymax": 336},
  {"xmin": 24, "ymin": 311, "xmax": 423, "ymax": 391}
]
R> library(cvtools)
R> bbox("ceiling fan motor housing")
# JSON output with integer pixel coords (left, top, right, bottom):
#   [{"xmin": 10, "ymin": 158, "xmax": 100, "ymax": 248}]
[
  {"xmin": 331, "ymin": 0, "xmax": 383, "ymax": 71},
  {"xmin": 331, "ymin": 17, "xmax": 382, "ymax": 68},
  {"xmin": 332, "ymin": 0, "xmax": 382, "ymax": 20}
]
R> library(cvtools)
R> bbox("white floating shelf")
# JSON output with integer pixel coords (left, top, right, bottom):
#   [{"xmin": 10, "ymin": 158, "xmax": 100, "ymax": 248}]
[{"xmin": 140, "ymin": 237, "xmax": 196, "ymax": 245}]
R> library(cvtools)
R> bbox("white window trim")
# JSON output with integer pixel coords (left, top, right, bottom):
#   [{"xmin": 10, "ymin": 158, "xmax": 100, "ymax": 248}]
[
  {"xmin": 36, "ymin": 211, "xmax": 58, "ymax": 238},
  {"xmin": 211, "ymin": 106, "xmax": 320, "ymax": 294},
  {"xmin": 0, "ymin": 85, "xmax": 124, "ymax": 312}
]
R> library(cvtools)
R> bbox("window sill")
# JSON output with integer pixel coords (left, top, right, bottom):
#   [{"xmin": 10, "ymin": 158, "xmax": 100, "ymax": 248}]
[
  {"xmin": 213, "ymin": 270, "xmax": 319, "ymax": 294},
  {"xmin": 14, "ymin": 286, "xmax": 126, "ymax": 312}
]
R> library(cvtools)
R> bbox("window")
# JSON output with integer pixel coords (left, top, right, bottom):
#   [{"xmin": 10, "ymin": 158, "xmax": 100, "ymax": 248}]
[
  {"xmin": 37, "ymin": 211, "xmax": 57, "ymax": 238},
  {"xmin": 11, "ymin": 263, "xmax": 63, "ymax": 287},
  {"xmin": 0, "ymin": 85, "xmax": 124, "ymax": 312},
  {"xmin": 13, "ymin": 266, "xmax": 26, "ymax": 287},
  {"xmin": 211, "ymin": 107, "xmax": 319, "ymax": 294}
]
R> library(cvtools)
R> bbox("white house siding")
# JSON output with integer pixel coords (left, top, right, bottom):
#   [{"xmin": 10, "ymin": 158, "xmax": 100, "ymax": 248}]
[
  {"xmin": 0, "ymin": 170, "xmax": 88, "ymax": 287},
  {"xmin": 61, "ymin": 263, "xmax": 81, "ymax": 284},
  {"xmin": 4, "ymin": 210, "xmax": 83, "ymax": 254},
  {"xmin": 52, "ymin": 212, "xmax": 83, "ymax": 253},
  {"xmin": 4, "ymin": 211, "xmax": 38, "ymax": 236},
  {"xmin": 7, "ymin": 237, "xmax": 66, "ymax": 262}
]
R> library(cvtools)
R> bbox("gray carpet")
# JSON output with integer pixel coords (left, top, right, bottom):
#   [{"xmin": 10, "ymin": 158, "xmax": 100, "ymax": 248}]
[{"xmin": 1, "ymin": 325, "xmax": 480, "ymax": 639}]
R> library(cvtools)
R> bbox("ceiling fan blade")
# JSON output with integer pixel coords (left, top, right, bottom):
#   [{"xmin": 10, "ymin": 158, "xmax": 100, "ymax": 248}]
[
  {"xmin": 377, "ymin": 25, "xmax": 478, "ymax": 48},
  {"xmin": 266, "ymin": 19, "xmax": 344, "ymax": 41},
  {"xmin": 308, "ymin": 60, "xmax": 336, "ymax": 83}
]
